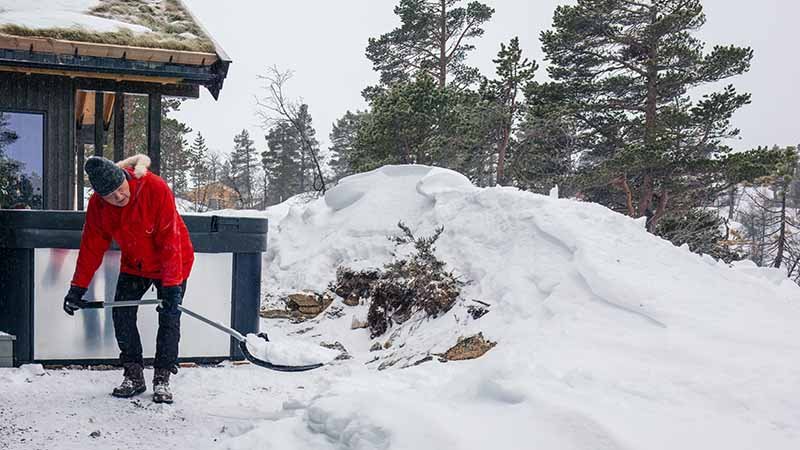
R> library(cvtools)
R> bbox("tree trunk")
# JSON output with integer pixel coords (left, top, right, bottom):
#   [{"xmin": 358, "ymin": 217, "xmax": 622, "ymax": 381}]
[
  {"xmin": 638, "ymin": 7, "xmax": 659, "ymax": 218},
  {"xmin": 774, "ymin": 188, "xmax": 787, "ymax": 268},
  {"xmin": 496, "ymin": 84, "xmax": 517, "ymax": 186},
  {"xmin": 648, "ymin": 190, "xmax": 669, "ymax": 232},
  {"xmin": 727, "ymin": 185, "xmax": 736, "ymax": 219},
  {"xmin": 438, "ymin": 0, "xmax": 447, "ymax": 88},
  {"xmin": 300, "ymin": 148, "xmax": 306, "ymax": 193}
]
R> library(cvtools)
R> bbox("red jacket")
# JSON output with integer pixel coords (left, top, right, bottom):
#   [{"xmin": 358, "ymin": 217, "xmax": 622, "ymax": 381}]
[{"xmin": 71, "ymin": 166, "xmax": 194, "ymax": 288}]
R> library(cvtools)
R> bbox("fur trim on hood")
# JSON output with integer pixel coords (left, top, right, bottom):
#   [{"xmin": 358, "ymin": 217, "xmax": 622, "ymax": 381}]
[{"xmin": 116, "ymin": 154, "xmax": 151, "ymax": 179}]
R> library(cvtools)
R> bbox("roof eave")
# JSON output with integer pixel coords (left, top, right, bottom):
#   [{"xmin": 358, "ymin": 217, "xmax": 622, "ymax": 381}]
[{"xmin": 0, "ymin": 48, "xmax": 225, "ymax": 96}]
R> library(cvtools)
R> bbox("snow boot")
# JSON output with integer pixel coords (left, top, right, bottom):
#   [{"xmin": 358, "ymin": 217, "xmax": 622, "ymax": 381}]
[
  {"xmin": 152, "ymin": 368, "xmax": 174, "ymax": 404},
  {"xmin": 111, "ymin": 363, "xmax": 146, "ymax": 398}
]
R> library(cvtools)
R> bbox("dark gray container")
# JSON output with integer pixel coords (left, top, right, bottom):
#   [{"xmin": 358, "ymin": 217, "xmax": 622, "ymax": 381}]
[
  {"xmin": 0, "ymin": 209, "xmax": 267, "ymax": 367},
  {"xmin": 0, "ymin": 332, "xmax": 15, "ymax": 367}
]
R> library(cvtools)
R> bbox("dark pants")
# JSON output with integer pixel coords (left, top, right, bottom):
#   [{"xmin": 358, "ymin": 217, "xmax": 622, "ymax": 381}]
[{"xmin": 112, "ymin": 273, "xmax": 187, "ymax": 370}]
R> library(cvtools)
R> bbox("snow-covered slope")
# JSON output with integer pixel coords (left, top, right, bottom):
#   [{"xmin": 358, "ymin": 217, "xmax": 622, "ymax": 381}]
[{"xmin": 2, "ymin": 165, "xmax": 799, "ymax": 450}]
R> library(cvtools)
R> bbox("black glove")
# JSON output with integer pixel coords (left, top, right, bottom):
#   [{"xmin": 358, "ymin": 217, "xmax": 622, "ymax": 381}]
[
  {"xmin": 63, "ymin": 286, "xmax": 88, "ymax": 316},
  {"xmin": 157, "ymin": 285, "xmax": 182, "ymax": 313}
]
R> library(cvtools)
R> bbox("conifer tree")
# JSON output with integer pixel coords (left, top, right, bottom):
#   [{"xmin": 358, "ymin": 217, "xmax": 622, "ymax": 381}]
[
  {"xmin": 328, "ymin": 111, "xmax": 367, "ymax": 183},
  {"xmin": 263, "ymin": 122, "xmax": 303, "ymax": 204},
  {"xmin": 188, "ymin": 132, "xmax": 209, "ymax": 207},
  {"xmin": 229, "ymin": 129, "xmax": 258, "ymax": 208},
  {"xmin": 539, "ymin": 0, "xmax": 753, "ymax": 231},
  {"xmin": 366, "ymin": 0, "xmax": 494, "ymax": 89},
  {"xmin": 484, "ymin": 37, "xmax": 537, "ymax": 185}
]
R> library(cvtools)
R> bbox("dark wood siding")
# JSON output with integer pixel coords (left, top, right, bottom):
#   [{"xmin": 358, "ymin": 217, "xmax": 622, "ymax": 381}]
[{"xmin": 0, "ymin": 73, "xmax": 75, "ymax": 210}]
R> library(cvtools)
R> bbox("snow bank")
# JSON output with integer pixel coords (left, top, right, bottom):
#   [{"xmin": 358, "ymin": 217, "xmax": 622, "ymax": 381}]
[{"xmin": 246, "ymin": 164, "xmax": 800, "ymax": 449}]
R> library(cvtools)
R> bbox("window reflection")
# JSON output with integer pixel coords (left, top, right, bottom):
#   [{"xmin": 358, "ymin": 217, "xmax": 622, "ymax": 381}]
[{"xmin": 0, "ymin": 111, "xmax": 44, "ymax": 209}]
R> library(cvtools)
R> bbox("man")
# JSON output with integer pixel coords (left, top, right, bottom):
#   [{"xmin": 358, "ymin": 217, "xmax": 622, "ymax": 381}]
[{"xmin": 63, "ymin": 154, "xmax": 194, "ymax": 404}]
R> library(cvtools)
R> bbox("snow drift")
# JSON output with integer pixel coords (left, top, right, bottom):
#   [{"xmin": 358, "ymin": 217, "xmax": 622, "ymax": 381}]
[{"xmin": 252, "ymin": 164, "xmax": 800, "ymax": 449}]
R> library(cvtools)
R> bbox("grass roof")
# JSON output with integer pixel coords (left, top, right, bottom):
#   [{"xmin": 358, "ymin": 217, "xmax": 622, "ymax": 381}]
[{"xmin": 0, "ymin": 0, "xmax": 215, "ymax": 53}]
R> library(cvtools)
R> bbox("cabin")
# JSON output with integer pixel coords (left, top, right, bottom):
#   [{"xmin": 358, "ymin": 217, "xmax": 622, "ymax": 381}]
[
  {"xmin": 0, "ymin": 1, "xmax": 268, "ymax": 368},
  {"xmin": 0, "ymin": 0, "xmax": 230, "ymax": 210}
]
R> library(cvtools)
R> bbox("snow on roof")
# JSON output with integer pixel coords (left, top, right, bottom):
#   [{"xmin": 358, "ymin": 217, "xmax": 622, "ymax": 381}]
[{"xmin": 0, "ymin": 0, "xmax": 214, "ymax": 53}]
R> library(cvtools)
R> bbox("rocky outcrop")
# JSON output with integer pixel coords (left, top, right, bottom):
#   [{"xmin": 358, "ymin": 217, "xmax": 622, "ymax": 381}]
[{"xmin": 440, "ymin": 333, "xmax": 496, "ymax": 361}]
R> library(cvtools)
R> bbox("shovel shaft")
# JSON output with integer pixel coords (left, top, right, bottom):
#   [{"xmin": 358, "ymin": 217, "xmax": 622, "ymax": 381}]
[
  {"xmin": 80, "ymin": 299, "xmax": 324, "ymax": 372},
  {"xmin": 84, "ymin": 299, "xmax": 162, "ymax": 309},
  {"xmin": 177, "ymin": 305, "xmax": 246, "ymax": 342},
  {"xmin": 84, "ymin": 299, "xmax": 246, "ymax": 342}
]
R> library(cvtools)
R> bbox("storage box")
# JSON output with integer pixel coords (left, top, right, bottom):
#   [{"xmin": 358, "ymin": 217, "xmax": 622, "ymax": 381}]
[{"xmin": 0, "ymin": 331, "xmax": 15, "ymax": 367}]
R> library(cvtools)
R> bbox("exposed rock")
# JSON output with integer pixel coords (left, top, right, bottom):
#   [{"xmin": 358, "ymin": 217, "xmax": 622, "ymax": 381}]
[
  {"xmin": 383, "ymin": 340, "xmax": 393, "ymax": 349},
  {"xmin": 320, "ymin": 341, "xmax": 351, "ymax": 360},
  {"xmin": 326, "ymin": 305, "xmax": 345, "ymax": 319},
  {"xmin": 351, "ymin": 317, "xmax": 368, "ymax": 330},
  {"xmin": 370, "ymin": 342, "xmax": 383, "ymax": 352},
  {"xmin": 342, "ymin": 295, "xmax": 361, "ymax": 307},
  {"xmin": 259, "ymin": 309, "xmax": 297, "ymax": 320},
  {"xmin": 89, "ymin": 430, "xmax": 101, "ymax": 438},
  {"xmin": 440, "ymin": 333, "xmax": 496, "ymax": 361},
  {"xmin": 468, "ymin": 300, "xmax": 491, "ymax": 320},
  {"xmin": 286, "ymin": 291, "xmax": 333, "ymax": 318},
  {"xmin": 410, "ymin": 355, "xmax": 433, "ymax": 367},
  {"xmin": 378, "ymin": 359, "xmax": 399, "ymax": 371},
  {"xmin": 467, "ymin": 305, "xmax": 489, "ymax": 320}
]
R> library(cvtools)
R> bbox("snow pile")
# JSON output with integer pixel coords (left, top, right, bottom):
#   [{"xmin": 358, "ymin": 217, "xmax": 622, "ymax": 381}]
[
  {"xmin": 244, "ymin": 334, "xmax": 339, "ymax": 367},
  {"xmin": 247, "ymin": 164, "xmax": 800, "ymax": 449},
  {"xmin": 0, "ymin": 0, "xmax": 152, "ymax": 34}
]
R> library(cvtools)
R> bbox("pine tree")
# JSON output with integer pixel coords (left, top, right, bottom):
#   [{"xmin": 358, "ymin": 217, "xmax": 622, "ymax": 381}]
[
  {"xmin": 188, "ymin": 132, "xmax": 209, "ymax": 208},
  {"xmin": 484, "ymin": 37, "xmax": 537, "ymax": 185},
  {"xmin": 328, "ymin": 111, "xmax": 367, "ymax": 183},
  {"xmin": 736, "ymin": 147, "xmax": 799, "ymax": 270},
  {"xmin": 294, "ymin": 104, "xmax": 320, "ymax": 193},
  {"xmin": 539, "ymin": 0, "xmax": 753, "ymax": 231},
  {"xmin": 509, "ymin": 81, "xmax": 578, "ymax": 193},
  {"xmin": 229, "ymin": 130, "xmax": 259, "ymax": 208},
  {"xmin": 353, "ymin": 75, "xmax": 476, "ymax": 171},
  {"xmin": 366, "ymin": 0, "xmax": 494, "ymax": 89},
  {"xmin": 263, "ymin": 122, "xmax": 303, "ymax": 204},
  {"xmin": 160, "ymin": 110, "xmax": 192, "ymax": 195}
]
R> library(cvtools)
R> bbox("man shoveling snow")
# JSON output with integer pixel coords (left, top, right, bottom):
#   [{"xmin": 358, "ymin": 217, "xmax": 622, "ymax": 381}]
[{"xmin": 62, "ymin": 154, "xmax": 194, "ymax": 404}]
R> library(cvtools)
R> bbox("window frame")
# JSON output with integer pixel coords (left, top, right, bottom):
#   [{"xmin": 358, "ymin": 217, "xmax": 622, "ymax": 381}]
[{"xmin": 0, "ymin": 108, "xmax": 48, "ymax": 209}]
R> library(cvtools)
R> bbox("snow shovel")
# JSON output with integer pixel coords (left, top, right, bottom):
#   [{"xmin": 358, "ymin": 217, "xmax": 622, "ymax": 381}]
[{"xmin": 81, "ymin": 299, "xmax": 324, "ymax": 372}]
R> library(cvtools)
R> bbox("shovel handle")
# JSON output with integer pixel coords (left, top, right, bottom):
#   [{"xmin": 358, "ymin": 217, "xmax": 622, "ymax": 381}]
[{"xmin": 82, "ymin": 299, "xmax": 162, "ymax": 309}]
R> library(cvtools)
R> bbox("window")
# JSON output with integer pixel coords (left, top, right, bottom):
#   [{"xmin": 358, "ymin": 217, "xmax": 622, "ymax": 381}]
[{"xmin": 0, "ymin": 111, "xmax": 44, "ymax": 209}]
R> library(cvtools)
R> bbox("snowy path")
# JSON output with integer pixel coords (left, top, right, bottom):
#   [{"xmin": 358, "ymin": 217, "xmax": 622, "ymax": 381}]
[{"xmin": 0, "ymin": 364, "xmax": 326, "ymax": 450}]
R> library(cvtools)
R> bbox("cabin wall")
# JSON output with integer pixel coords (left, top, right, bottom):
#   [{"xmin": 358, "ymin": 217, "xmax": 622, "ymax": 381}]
[{"xmin": 0, "ymin": 72, "xmax": 76, "ymax": 210}]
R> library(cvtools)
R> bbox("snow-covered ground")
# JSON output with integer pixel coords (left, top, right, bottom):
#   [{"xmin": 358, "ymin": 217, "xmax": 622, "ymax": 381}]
[{"xmin": 3, "ymin": 165, "xmax": 800, "ymax": 450}]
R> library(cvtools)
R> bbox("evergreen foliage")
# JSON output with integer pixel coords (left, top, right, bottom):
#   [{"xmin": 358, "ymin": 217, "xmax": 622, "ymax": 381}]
[
  {"xmin": 534, "ymin": 0, "xmax": 753, "ymax": 231},
  {"xmin": 228, "ymin": 129, "xmax": 259, "ymax": 208},
  {"xmin": 366, "ymin": 0, "xmax": 494, "ymax": 89}
]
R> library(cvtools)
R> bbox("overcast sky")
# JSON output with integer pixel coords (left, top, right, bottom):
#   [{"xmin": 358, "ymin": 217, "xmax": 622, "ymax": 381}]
[{"xmin": 176, "ymin": 0, "xmax": 799, "ymax": 157}]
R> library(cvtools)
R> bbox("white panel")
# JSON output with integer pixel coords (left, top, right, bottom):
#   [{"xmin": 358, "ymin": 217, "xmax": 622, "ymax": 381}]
[{"xmin": 33, "ymin": 249, "xmax": 233, "ymax": 360}]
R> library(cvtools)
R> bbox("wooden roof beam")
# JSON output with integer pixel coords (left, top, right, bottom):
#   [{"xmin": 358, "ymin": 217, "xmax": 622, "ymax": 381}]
[{"xmin": 102, "ymin": 93, "xmax": 115, "ymax": 130}]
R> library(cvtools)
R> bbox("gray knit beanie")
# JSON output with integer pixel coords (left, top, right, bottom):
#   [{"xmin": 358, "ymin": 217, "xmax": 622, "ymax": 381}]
[{"xmin": 85, "ymin": 156, "xmax": 126, "ymax": 196}]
